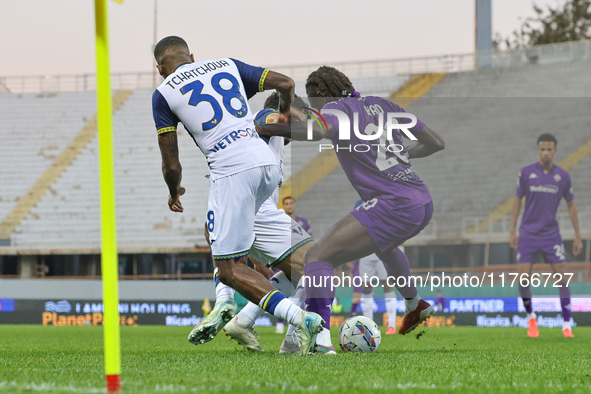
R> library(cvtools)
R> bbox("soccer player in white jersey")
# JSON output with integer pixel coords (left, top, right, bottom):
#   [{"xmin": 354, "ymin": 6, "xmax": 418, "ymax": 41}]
[
  {"xmin": 218, "ymin": 94, "xmax": 337, "ymax": 354},
  {"xmin": 151, "ymin": 36, "xmax": 322, "ymax": 355}
]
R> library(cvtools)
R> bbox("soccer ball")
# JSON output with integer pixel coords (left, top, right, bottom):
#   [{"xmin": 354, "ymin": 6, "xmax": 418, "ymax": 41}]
[{"xmin": 338, "ymin": 316, "xmax": 381, "ymax": 352}]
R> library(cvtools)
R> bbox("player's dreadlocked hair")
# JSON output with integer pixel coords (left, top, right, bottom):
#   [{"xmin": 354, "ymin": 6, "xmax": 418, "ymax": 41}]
[
  {"xmin": 154, "ymin": 36, "xmax": 189, "ymax": 64},
  {"xmin": 305, "ymin": 66, "xmax": 355, "ymax": 98},
  {"xmin": 263, "ymin": 93, "xmax": 308, "ymax": 110}
]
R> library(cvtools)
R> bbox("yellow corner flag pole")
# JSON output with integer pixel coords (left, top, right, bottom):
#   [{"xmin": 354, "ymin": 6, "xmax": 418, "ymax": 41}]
[{"xmin": 94, "ymin": 0, "xmax": 121, "ymax": 392}]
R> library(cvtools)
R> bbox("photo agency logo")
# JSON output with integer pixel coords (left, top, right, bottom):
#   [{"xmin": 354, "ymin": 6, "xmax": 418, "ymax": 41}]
[{"xmin": 304, "ymin": 104, "xmax": 419, "ymax": 154}]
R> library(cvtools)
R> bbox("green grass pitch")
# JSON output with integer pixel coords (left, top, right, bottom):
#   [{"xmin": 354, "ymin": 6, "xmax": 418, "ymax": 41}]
[{"xmin": 0, "ymin": 325, "xmax": 589, "ymax": 393}]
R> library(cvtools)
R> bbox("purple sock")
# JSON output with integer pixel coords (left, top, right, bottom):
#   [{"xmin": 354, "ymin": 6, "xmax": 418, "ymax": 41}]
[
  {"xmin": 519, "ymin": 284, "xmax": 533, "ymax": 314},
  {"xmin": 304, "ymin": 261, "xmax": 334, "ymax": 330},
  {"xmin": 378, "ymin": 248, "xmax": 417, "ymax": 299},
  {"xmin": 350, "ymin": 302, "xmax": 359, "ymax": 317},
  {"xmin": 559, "ymin": 285, "xmax": 571, "ymax": 322}
]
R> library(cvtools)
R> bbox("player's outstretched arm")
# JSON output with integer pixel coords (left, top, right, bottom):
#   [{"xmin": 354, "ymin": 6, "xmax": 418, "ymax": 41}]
[
  {"xmin": 509, "ymin": 196, "xmax": 522, "ymax": 249},
  {"xmin": 567, "ymin": 200, "xmax": 583, "ymax": 256},
  {"xmin": 256, "ymin": 118, "xmax": 332, "ymax": 141},
  {"xmin": 263, "ymin": 71, "xmax": 295, "ymax": 115},
  {"xmin": 158, "ymin": 131, "xmax": 184, "ymax": 212},
  {"xmin": 406, "ymin": 126, "xmax": 445, "ymax": 159}
]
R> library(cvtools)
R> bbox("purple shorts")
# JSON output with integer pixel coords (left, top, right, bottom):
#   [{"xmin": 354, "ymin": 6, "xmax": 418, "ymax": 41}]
[
  {"xmin": 517, "ymin": 234, "xmax": 566, "ymax": 264},
  {"xmin": 351, "ymin": 198, "xmax": 433, "ymax": 254}
]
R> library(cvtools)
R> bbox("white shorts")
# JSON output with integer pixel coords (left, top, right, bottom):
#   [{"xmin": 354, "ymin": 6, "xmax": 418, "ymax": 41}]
[
  {"xmin": 359, "ymin": 253, "xmax": 388, "ymax": 283},
  {"xmin": 207, "ymin": 165, "xmax": 279, "ymax": 260},
  {"xmin": 249, "ymin": 198, "xmax": 314, "ymax": 267}
]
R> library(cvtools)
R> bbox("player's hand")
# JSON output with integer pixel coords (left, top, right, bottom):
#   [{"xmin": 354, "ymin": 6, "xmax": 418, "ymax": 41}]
[
  {"xmin": 573, "ymin": 236, "xmax": 583, "ymax": 256},
  {"xmin": 291, "ymin": 107, "xmax": 307, "ymax": 121},
  {"xmin": 509, "ymin": 232, "xmax": 518, "ymax": 249},
  {"xmin": 168, "ymin": 187, "xmax": 185, "ymax": 213}
]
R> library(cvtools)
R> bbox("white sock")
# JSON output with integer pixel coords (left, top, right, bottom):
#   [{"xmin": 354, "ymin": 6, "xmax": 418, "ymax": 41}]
[
  {"xmin": 270, "ymin": 270, "xmax": 293, "ymax": 296},
  {"xmin": 285, "ymin": 324, "xmax": 296, "ymax": 338},
  {"xmin": 214, "ymin": 267, "xmax": 234, "ymax": 302},
  {"xmin": 527, "ymin": 312, "xmax": 537, "ymax": 320},
  {"xmin": 285, "ymin": 278, "xmax": 306, "ymax": 339},
  {"xmin": 258, "ymin": 293, "xmax": 304, "ymax": 327},
  {"xmin": 274, "ymin": 299, "xmax": 305, "ymax": 327},
  {"xmin": 384, "ymin": 290, "xmax": 397, "ymax": 328},
  {"xmin": 235, "ymin": 271, "xmax": 296, "ymax": 327},
  {"xmin": 563, "ymin": 321, "xmax": 571, "ymax": 330},
  {"xmin": 291, "ymin": 277, "xmax": 306, "ymax": 308},
  {"xmin": 360, "ymin": 290, "xmax": 374, "ymax": 321},
  {"xmin": 316, "ymin": 327, "xmax": 333, "ymax": 347},
  {"xmin": 405, "ymin": 295, "xmax": 420, "ymax": 313},
  {"xmin": 235, "ymin": 302, "xmax": 260, "ymax": 327}
]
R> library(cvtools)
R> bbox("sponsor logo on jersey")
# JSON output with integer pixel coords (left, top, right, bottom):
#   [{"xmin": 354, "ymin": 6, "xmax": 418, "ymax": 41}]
[
  {"xmin": 529, "ymin": 184, "xmax": 559, "ymax": 194},
  {"xmin": 209, "ymin": 128, "xmax": 258, "ymax": 153},
  {"xmin": 529, "ymin": 173, "xmax": 537, "ymax": 179}
]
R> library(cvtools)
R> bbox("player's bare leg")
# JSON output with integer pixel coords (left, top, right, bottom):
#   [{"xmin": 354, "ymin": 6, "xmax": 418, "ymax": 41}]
[
  {"xmin": 190, "ymin": 255, "xmax": 322, "ymax": 353},
  {"xmin": 304, "ymin": 213, "xmax": 432, "ymax": 338},
  {"xmin": 518, "ymin": 262, "xmax": 538, "ymax": 338},
  {"xmin": 225, "ymin": 249, "xmax": 313, "ymax": 353},
  {"xmin": 550, "ymin": 262, "xmax": 574, "ymax": 337},
  {"xmin": 302, "ymin": 214, "xmax": 376, "ymax": 353},
  {"xmin": 251, "ymin": 256, "xmax": 275, "ymax": 280},
  {"xmin": 378, "ymin": 248, "xmax": 433, "ymax": 334}
]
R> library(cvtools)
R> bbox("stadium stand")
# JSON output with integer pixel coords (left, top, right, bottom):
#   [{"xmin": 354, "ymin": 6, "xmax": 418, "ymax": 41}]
[
  {"xmin": 4, "ymin": 90, "xmax": 211, "ymax": 252},
  {"xmin": 0, "ymin": 92, "xmax": 99, "ymax": 244},
  {"xmin": 1, "ymin": 48, "xmax": 590, "ymax": 269}
]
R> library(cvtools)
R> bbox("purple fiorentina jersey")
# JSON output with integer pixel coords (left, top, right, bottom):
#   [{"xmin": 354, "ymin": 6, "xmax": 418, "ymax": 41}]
[
  {"xmin": 295, "ymin": 215, "xmax": 312, "ymax": 236},
  {"xmin": 516, "ymin": 162, "xmax": 574, "ymax": 238},
  {"xmin": 321, "ymin": 96, "xmax": 432, "ymax": 209}
]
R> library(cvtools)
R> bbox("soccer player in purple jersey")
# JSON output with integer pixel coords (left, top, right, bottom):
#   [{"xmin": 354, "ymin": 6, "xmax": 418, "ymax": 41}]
[
  {"xmin": 510, "ymin": 133, "xmax": 583, "ymax": 338},
  {"xmin": 257, "ymin": 66, "xmax": 445, "ymax": 349},
  {"xmin": 283, "ymin": 196, "xmax": 313, "ymax": 237}
]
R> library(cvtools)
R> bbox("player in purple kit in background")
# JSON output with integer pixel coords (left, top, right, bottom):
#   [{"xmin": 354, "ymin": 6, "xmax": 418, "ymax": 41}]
[
  {"xmin": 510, "ymin": 133, "xmax": 582, "ymax": 338},
  {"xmin": 435, "ymin": 289, "xmax": 446, "ymax": 312},
  {"xmin": 257, "ymin": 66, "xmax": 445, "ymax": 351},
  {"xmin": 282, "ymin": 196, "xmax": 313, "ymax": 237}
]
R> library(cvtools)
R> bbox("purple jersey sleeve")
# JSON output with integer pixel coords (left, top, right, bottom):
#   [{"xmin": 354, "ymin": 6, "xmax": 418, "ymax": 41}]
[
  {"xmin": 563, "ymin": 172, "xmax": 574, "ymax": 202},
  {"xmin": 388, "ymin": 101, "xmax": 426, "ymax": 135},
  {"xmin": 229, "ymin": 58, "xmax": 268, "ymax": 99},
  {"xmin": 516, "ymin": 170, "xmax": 526, "ymax": 198},
  {"xmin": 152, "ymin": 89, "xmax": 180, "ymax": 135}
]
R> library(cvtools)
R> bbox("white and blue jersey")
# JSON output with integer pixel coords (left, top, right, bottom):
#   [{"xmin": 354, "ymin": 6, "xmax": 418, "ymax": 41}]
[
  {"xmin": 254, "ymin": 108, "xmax": 284, "ymax": 207},
  {"xmin": 152, "ymin": 58, "xmax": 276, "ymax": 180},
  {"xmin": 250, "ymin": 107, "xmax": 314, "ymax": 266}
]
